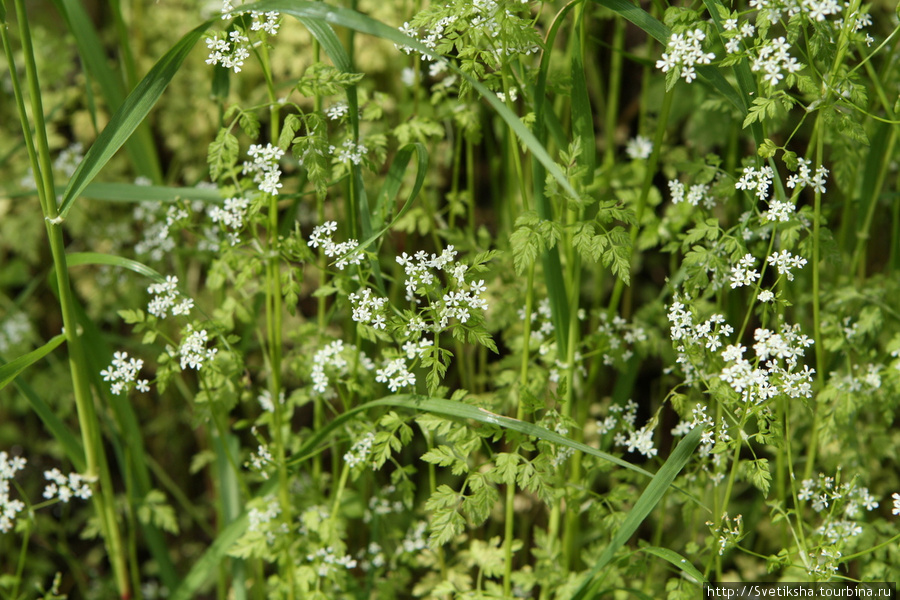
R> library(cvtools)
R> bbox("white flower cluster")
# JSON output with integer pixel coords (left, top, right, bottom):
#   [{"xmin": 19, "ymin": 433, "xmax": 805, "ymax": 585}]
[
  {"xmin": 249, "ymin": 11, "xmax": 280, "ymax": 35},
  {"xmin": 248, "ymin": 444, "xmax": 273, "ymax": 479},
  {"xmin": 893, "ymin": 493, "xmax": 900, "ymax": 516},
  {"xmin": 307, "ymin": 547, "xmax": 358, "ymax": 578},
  {"xmin": 830, "ymin": 363, "xmax": 883, "ymax": 394},
  {"xmin": 655, "ymin": 29, "xmax": 716, "ymax": 84},
  {"xmin": 147, "ymin": 276, "xmax": 194, "ymax": 319},
  {"xmin": 750, "ymin": 36, "xmax": 803, "ymax": 88},
  {"xmin": 53, "ymin": 142, "xmax": 84, "ymax": 178},
  {"xmin": 307, "ymin": 221, "xmax": 364, "ymax": 270},
  {"xmin": 596, "ymin": 400, "xmax": 658, "ymax": 458},
  {"xmin": 43, "ymin": 468, "xmax": 94, "ymax": 503},
  {"xmin": 179, "ymin": 325, "xmax": 217, "ymax": 370},
  {"xmin": 668, "ymin": 179, "xmax": 715, "ymax": 209},
  {"xmin": 209, "ymin": 196, "xmax": 251, "ymax": 246},
  {"xmin": 243, "ymin": 143, "xmax": 284, "ymax": 196},
  {"xmin": 730, "ymin": 253, "xmax": 761, "ymax": 289},
  {"xmin": 205, "ymin": 30, "xmax": 250, "ymax": 73},
  {"xmin": 797, "ymin": 472, "xmax": 881, "ymax": 548},
  {"xmin": 786, "ymin": 157, "xmax": 828, "ymax": 194},
  {"xmin": 326, "ymin": 101, "xmax": 349, "ymax": 121},
  {"xmin": 625, "ymin": 135, "xmax": 653, "ymax": 160},
  {"xmin": 364, "ymin": 486, "xmax": 405, "ymax": 523},
  {"xmin": 722, "ymin": 18, "xmax": 756, "ymax": 54},
  {"xmin": 0, "ymin": 312, "xmax": 32, "ymax": 354},
  {"xmin": 597, "ymin": 312, "xmax": 647, "ymax": 365},
  {"xmin": 343, "ymin": 432, "xmax": 375, "ymax": 468},
  {"xmin": 100, "ymin": 351, "xmax": 150, "ymax": 395},
  {"xmin": 1, "ymin": 451, "xmax": 26, "ymax": 533},
  {"xmin": 396, "ymin": 246, "xmax": 489, "ymax": 329},
  {"xmin": 349, "ymin": 288, "xmax": 389, "ymax": 330},
  {"xmin": 735, "ymin": 165, "xmax": 775, "ymax": 200},
  {"xmin": 763, "ymin": 198, "xmax": 796, "ymax": 223},
  {"xmin": 310, "ymin": 340, "xmax": 375, "ymax": 396},
  {"xmin": 719, "ymin": 323, "xmax": 815, "ymax": 404},
  {"xmin": 668, "ymin": 300, "xmax": 735, "ymax": 356},
  {"xmin": 257, "ymin": 389, "xmax": 283, "ymax": 412},
  {"xmin": 247, "ymin": 495, "xmax": 286, "ymax": 544},
  {"xmin": 767, "ymin": 250, "xmax": 807, "ymax": 281},
  {"xmin": 133, "ymin": 199, "xmax": 176, "ymax": 262},
  {"xmin": 707, "ymin": 513, "xmax": 743, "ymax": 556},
  {"xmin": 517, "ymin": 297, "xmax": 556, "ymax": 354},
  {"xmin": 331, "ymin": 139, "xmax": 368, "ymax": 166},
  {"xmin": 375, "ymin": 357, "xmax": 416, "ymax": 392}
]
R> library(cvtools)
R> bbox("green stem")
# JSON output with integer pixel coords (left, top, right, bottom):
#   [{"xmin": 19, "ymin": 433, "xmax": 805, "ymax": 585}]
[{"xmin": 6, "ymin": 1, "xmax": 130, "ymax": 595}]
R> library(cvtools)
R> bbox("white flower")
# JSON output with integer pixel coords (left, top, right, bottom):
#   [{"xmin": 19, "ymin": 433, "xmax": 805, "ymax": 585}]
[
  {"xmin": 892, "ymin": 493, "xmax": 900, "ymax": 516},
  {"xmin": 100, "ymin": 351, "xmax": 147, "ymax": 396},
  {"xmin": 179, "ymin": 325, "xmax": 217, "ymax": 370},
  {"xmin": 625, "ymin": 135, "xmax": 653, "ymax": 160},
  {"xmin": 655, "ymin": 29, "xmax": 716, "ymax": 84},
  {"xmin": 43, "ymin": 468, "xmax": 94, "ymax": 503}
]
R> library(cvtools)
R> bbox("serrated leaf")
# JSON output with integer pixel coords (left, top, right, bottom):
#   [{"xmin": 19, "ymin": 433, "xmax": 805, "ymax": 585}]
[{"xmin": 209, "ymin": 129, "xmax": 239, "ymax": 182}]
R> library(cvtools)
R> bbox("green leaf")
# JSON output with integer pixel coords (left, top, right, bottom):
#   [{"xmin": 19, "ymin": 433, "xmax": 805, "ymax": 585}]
[
  {"xmin": 0, "ymin": 333, "xmax": 66, "ymax": 392},
  {"xmin": 83, "ymin": 182, "xmax": 222, "ymax": 204},
  {"xmin": 58, "ymin": 19, "xmax": 213, "ymax": 218},
  {"xmin": 421, "ymin": 445, "xmax": 469, "ymax": 476},
  {"xmin": 637, "ymin": 545, "xmax": 705, "ymax": 585},
  {"xmin": 68, "ymin": 252, "xmax": 165, "ymax": 283},
  {"xmin": 208, "ymin": 129, "xmax": 240, "ymax": 182},
  {"xmin": 569, "ymin": 427, "xmax": 703, "ymax": 600}
]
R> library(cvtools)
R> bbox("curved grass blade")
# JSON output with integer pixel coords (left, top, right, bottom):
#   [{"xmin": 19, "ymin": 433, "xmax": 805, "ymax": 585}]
[
  {"xmin": 0, "ymin": 340, "xmax": 86, "ymax": 470},
  {"xmin": 6, "ymin": 373, "xmax": 86, "ymax": 472},
  {"xmin": 593, "ymin": 0, "xmax": 748, "ymax": 118},
  {"xmin": 287, "ymin": 395, "xmax": 656, "ymax": 479},
  {"xmin": 83, "ymin": 182, "xmax": 223, "ymax": 204},
  {"xmin": 0, "ymin": 333, "xmax": 66, "ymax": 391},
  {"xmin": 67, "ymin": 252, "xmax": 165, "ymax": 283},
  {"xmin": 637, "ymin": 545, "xmax": 705, "ymax": 585},
  {"xmin": 51, "ymin": 0, "xmax": 161, "ymax": 182},
  {"xmin": 569, "ymin": 426, "xmax": 703, "ymax": 600},
  {"xmin": 173, "ymin": 395, "xmax": 691, "ymax": 599},
  {"xmin": 58, "ymin": 20, "xmax": 213, "ymax": 219}
]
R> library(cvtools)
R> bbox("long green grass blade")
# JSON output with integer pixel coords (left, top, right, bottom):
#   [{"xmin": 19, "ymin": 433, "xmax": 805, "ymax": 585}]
[
  {"xmin": 0, "ymin": 333, "xmax": 65, "ymax": 391},
  {"xmin": 67, "ymin": 252, "xmax": 165, "ymax": 283},
  {"xmin": 50, "ymin": 0, "xmax": 161, "ymax": 181},
  {"xmin": 637, "ymin": 545, "xmax": 705, "ymax": 584},
  {"xmin": 288, "ymin": 395, "xmax": 656, "ymax": 479},
  {"xmin": 173, "ymin": 394, "xmax": 693, "ymax": 599},
  {"xmin": 594, "ymin": 0, "xmax": 749, "ymax": 118},
  {"xmin": 168, "ymin": 512, "xmax": 251, "ymax": 600},
  {"xmin": 569, "ymin": 426, "xmax": 702, "ymax": 600},
  {"xmin": 0, "ymin": 349, "xmax": 86, "ymax": 472},
  {"xmin": 83, "ymin": 182, "xmax": 223, "ymax": 203},
  {"xmin": 58, "ymin": 20, "xmax": 213, "ymax": 218}
]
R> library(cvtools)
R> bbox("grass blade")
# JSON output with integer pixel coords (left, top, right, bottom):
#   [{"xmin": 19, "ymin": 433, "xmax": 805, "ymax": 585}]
[
  {"xmin": 638, "ymin": 545, "xmax": 705, "ymax": 585},
  {"xmin": 0, "ymin": 350, "xmax": 85, "ymax": 472},
  {"xmin": 83, "ymin": 182, "xmax": 223, "ymax": 204},
  {"xmin": 67, "ymin": 252, "xmax": 165, "ymax": 283},
  {"xmin": 0, "ymin": 333, "xmax": 66, "ymax": 391},
  {"xmin": 58, "ymin": 20, "xmax": 213, "ymax": 218},
  {"xmin": 569, "ymin": 426, "xmax": 703, "ymax": 600},
  {"xmin": 50, "ymin": 0, "xmax": 161, "ymax": 181}
]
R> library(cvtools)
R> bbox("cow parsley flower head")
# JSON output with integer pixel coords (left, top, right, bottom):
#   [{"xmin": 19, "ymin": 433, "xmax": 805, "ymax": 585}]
[
  {"xmin": 655, "ymin": 28, "xmax": 716, "ymax": 84},
  {"xmin": 205, "ymin": 30, "xmax": 251, "ymax": 73},
  {"xmin": 1, "ymin": 452, "xmax": 27, "ymax": 533},
  {"xmin": 43, "ymin": 468, "xmax": 94, "ymax": 503},
  {"xmin": 179, "ymin": 325, "xmax": 217, "ymax": 371},
  {"xmin": 307, "ymin": 221, "xmax": 364, "ymax": 270},
  {"xmin": 243, "ymin": 143, "xmax": 285, "ymax": 196},
  {"xmin": 100, "ymin": 351, "xmax": 150, "ymax": 396},
  {"xmin": 147, "ymin": 276, "xmax": 194, "ymax": 319},
  {"xmin": 625, "ymin": 135, "xmax": 653, "ymax": 160}
]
